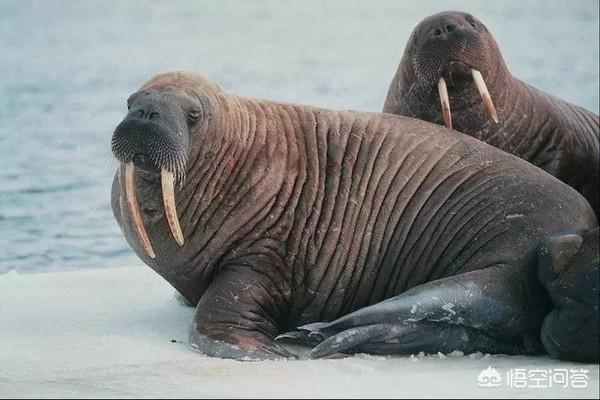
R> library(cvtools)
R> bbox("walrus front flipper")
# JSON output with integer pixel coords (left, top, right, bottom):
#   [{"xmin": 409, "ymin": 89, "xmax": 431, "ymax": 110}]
[
  {"xmin": 188, "ymin": 263, "xmax": 297, "ymax": 361},
  {"xmin": 189, "ymin": 330, "xmax": 295, "ymax": 361},
  {"xmin": 538, "ymin": 228, "xmax": 599, "ymax": 362},
  {"xmin": 282, "ymin": 266, "xmax": 546, "ymax": 358}
]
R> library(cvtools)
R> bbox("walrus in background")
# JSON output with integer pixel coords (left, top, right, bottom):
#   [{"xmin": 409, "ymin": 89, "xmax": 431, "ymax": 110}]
[
  {"xmin": 383, "ymin": 11, "xmax": 599, "ymax": 217},
  {"xmin": 111, "ymin": 71, "xmax": 598, "ymax": 361}
]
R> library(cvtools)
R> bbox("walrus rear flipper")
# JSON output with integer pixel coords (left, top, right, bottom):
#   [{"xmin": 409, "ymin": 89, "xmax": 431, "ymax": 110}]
[
  {"xmin": 278, "ymin": 266, "xmax": 546, "ymax": 358},
  {"xmin": 308, "ymin": 321, "xmax": 531, "ymax": 358},
  {"xmin": 538, "ymin": 228, "xmax": 600, "ymax": 362}
]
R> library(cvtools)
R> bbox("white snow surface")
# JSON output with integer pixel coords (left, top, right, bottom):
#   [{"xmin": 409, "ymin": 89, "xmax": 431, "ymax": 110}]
[{"xmin": 1, "ymin": 266, "xmax": 598, "ymax": 398}]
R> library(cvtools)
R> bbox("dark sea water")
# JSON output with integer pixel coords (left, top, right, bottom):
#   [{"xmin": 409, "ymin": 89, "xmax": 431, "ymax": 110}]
[{"xmin": 0, "ymin": 0, "xmax": 598, "ymax": 273}]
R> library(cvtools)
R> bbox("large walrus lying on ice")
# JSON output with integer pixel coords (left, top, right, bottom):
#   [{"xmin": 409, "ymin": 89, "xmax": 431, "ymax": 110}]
[{"xmin": 111, "ymin": 72, "xmax": 599, "ymax": 361}]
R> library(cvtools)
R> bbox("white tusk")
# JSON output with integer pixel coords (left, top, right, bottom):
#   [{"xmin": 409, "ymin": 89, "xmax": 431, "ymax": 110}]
[
  {"xmin": 124, "ymin": 162, "xmax": 156, "ymax": 259},
  {"xmin": 471, "ymin": 69, "xmax": 499, "ymax": 123},
  {"xmin": 161, "ymin": 169, "xmax": 185, "ymax": 246},
  {"xmin": 437, "ymin": 77, "xmax": 452, "ymax": 130}
]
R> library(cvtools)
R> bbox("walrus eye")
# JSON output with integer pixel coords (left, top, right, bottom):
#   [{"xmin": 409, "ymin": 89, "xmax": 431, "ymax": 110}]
[
  {"xmin": 188, "ymin": 109, "xmax": 201, "ymax": 122},
  {"xmin": 126, "ymin": 95, "xmax": 136, "ymax": 110},
  {"xmin": 465, "ymin": 15, "xmax": 478, "ymax": 29}
]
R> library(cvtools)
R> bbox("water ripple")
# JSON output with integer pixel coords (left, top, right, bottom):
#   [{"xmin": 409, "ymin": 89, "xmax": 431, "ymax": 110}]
[{"xmin": 1, "ymin": 0, "xmax": 597, "ymax": 273}]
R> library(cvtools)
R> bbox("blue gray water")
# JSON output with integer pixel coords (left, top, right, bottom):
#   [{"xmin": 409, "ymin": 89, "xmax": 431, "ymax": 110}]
[{"xmin": 1, "ymin": 0, "xmax": 598, "ymax": 273}]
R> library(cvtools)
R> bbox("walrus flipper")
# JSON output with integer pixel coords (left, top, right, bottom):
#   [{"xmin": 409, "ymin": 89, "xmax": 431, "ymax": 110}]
[
  {"xmin": 188, "ymin": 263, "xmax": 297, "ymax": 361},
  {"xmin": 538, "ymin": 228, "xmax": 600, "ymax": 362},
  {"xmin": 308, "ymin": 321, "xmax": 531, "ymax": 358},
  {"xmin": 281, "ymin": 266, "xmax": 546, "ymax": 358},
  {"xmin": 189, "ymin": 330, "xmax": 295, "ymax": 361}
]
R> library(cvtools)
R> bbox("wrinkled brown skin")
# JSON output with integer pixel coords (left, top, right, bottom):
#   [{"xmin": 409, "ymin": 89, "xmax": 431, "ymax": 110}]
[
  {"xmin": 383, "ymin": 11, "xmax": 600, "ymax": 218},
  {"xmin": 381, "ymin": 11, "xmax": 599, "ymax": 363},
  {"xmin": 111, "ymin": 72, "xmax": 597, "ymax": 360}
]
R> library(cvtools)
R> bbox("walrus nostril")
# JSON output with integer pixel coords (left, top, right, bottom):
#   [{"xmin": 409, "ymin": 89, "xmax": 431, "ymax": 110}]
[
  {"xmin": 134, "ymin": 108, "xmax": 159, "ymax": 120},
  {"xmin": 429, "ymin": 21, "xmax": 461, "ymax": 39},
  {"xmin": 430, "ymin": 23, "xmax": 459, "ymax": 38}
]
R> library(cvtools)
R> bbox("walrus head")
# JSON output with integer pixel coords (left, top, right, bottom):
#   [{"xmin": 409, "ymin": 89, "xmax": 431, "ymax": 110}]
[
  {"xmin": 111, "ymin": 72, "xmax": 220, "ymax": 258},
  {"xmin": 393, "ymin": 11, "xmax": 505, "ymax": 129}
]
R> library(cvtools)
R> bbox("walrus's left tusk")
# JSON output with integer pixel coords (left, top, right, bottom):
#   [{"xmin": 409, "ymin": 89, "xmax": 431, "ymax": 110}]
[
  {"xmin": 471, "ymin": 69, "xmax": 499, "ymax": 123},
  {"xmin": 437, "ymin": 77, "xmax": 452, "ymax": 130},
  {"xmin": 124, "ymin": 162, "xmax": 156, "ymax": 259},
  {"xmin": 161, "ymin": 169, "xmax": 185, "ymax": 246}
]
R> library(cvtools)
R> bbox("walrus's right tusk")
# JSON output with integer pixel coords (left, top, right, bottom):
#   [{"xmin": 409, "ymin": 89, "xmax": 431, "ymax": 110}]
[
  {"xmin": 124, "ymin": 162, "xmax": 156, "ymax": 259},
  {"xmin": 161, "ymin": 169, "xmax": 185, "ymax": 246},
  {"xmin": 437, "ymin": 77, "xmax": 452, "ymax": 130},
  {"xmin": 471, "ymin": 69, "xmax": 499, "ymax": 123}
]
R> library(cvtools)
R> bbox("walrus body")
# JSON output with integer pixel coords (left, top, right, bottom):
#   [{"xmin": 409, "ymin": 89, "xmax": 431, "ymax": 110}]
[
  {"xmin": 383, "ymin": 11, "xmax": 600, "ymax": 217},
  {"xmin": 111, "ymin": 72, "xmax": 597, "ymax": 361}
]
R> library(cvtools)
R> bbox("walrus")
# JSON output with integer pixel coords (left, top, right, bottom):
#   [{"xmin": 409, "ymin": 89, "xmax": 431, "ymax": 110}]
[
  {"xmin": 382, "ymin": 11, "xmax": 600, "ymax": 218},
  {"xmin": 110, "ymin": 71, "xmax": 598, "ymax": 361},
  {"xmin": 538, "ymin": 227, "xmax": 599, "ymax": 362}
]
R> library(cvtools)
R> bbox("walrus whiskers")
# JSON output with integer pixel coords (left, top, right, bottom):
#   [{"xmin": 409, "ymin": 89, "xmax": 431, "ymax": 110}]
[
  {"xmin": 161, "ymin": 169, "xmax": 185, "ymax": 246},
  {"xmin": 124, "ymin": 162, "xmax": 156, "ymax": 259},
  {"xmin": 437, "ymin": 77, "xmax": 452, "ymax": 129},
  {"xmin": 471, "ymin": 69, "xmax": 499, "ymax": 123}
]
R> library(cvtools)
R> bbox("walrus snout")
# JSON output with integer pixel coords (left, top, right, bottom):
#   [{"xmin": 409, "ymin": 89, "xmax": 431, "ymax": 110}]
[
  {"xmin": 111, "ymin": 114, "xmax": 188, "ymax": 178},
  {"xmin": 112, "ymin": 91, "xmax": 193, "ymax": 258},
  {"xmin": 413, "ymin": 12, "xmax": 489, "ymax": 83}
]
